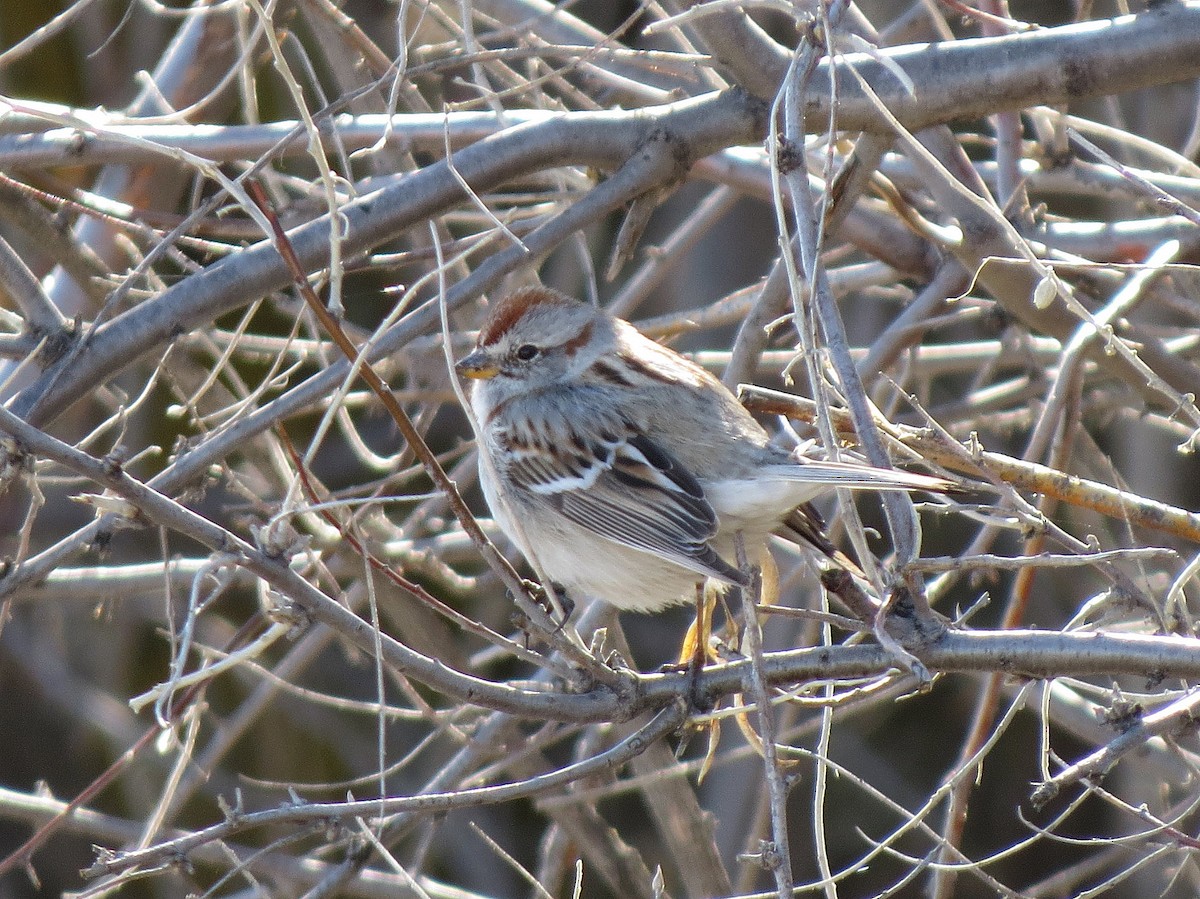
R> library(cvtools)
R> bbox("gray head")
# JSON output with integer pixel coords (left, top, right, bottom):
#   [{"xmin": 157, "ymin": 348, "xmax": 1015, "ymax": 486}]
[{"xmin": 456, "ymin": 287, "xmax": 615, "ymax": 394}]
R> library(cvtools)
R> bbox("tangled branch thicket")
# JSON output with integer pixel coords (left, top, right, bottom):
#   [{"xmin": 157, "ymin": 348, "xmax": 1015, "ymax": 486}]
[{"xmin": 2, "ymin": 1, "xmax": 1200, "ymax": 896}]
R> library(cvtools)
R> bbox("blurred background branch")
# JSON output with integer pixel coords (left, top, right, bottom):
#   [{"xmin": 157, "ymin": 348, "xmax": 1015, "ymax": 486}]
[{"xmin": 1, "ymin": 2, "xmax": 1199, "ymax": 897}]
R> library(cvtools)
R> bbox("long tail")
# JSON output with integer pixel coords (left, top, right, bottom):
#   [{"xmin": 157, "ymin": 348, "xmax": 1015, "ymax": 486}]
[{"xmin": 778, "ymin": 459, "xmax": 958, "ymax": 494}]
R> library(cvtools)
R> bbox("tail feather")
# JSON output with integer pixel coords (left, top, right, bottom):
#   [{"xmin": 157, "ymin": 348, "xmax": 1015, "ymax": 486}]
[
  {"xmin": 781, "ymin": 504, "xmax": 865, "ymax": 577},
  {"xmin": 775, "ymin": 464, "xmax": 958, "ymax": 577},
  {"xmin": 774, "ymin": 460, "xmax": 957, "ymax": 495}
]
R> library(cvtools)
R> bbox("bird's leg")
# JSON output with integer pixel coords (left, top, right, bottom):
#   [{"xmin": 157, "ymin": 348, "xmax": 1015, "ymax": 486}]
[
  {"xmin": 693, "ymin": 580, "xmax": 709, "ymax": 674},
  {"xmin": 723, "ymin": 549, "xmax": 777, "ymax": 654},
  {"xmin": 670, "ymin": 580, "xmax": 739, "ymax": 779},
  {"xmin": 757, "ymin": 548, "xmax": 779, "ymax": 612},
  {"xmin": 678, "ymin": 581, "xmax": 717, "ymax": 671},
  {"xmin": 691, "ymin": 581, "xmax": 709, "ymax": 713}
]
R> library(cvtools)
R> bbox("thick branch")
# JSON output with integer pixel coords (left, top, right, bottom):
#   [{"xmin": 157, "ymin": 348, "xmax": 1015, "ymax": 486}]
[{"xmin": 13, "ymin": 90, "xmax": 767, "ymax": 426}]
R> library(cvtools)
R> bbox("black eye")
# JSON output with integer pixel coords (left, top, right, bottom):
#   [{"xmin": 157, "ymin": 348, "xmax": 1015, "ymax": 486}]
[{"xmin": 515, "ymin": 344, "xmax": 539, "ymax": 361}]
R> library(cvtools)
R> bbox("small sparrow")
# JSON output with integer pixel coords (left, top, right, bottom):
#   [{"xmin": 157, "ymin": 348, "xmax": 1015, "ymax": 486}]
[{"xmin": 456, "ymin": 286, "xmax": 952, "ymax": 615}]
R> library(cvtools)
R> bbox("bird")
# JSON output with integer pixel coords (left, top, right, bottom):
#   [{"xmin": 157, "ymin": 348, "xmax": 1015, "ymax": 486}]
[{"xmin": 456, "ymin": 285, "xmax": 953, "ymax": 616}]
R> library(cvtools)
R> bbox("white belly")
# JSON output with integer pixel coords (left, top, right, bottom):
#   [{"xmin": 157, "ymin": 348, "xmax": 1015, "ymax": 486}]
[{"xmin": 480, "ymin": 475, "xmax": 705, "ymax": 612}]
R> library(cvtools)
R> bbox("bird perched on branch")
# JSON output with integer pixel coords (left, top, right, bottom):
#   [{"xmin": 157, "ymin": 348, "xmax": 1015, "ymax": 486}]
[{"xmin": 457, "ymin": 286, "xmax": 953, "ymax": 617}]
